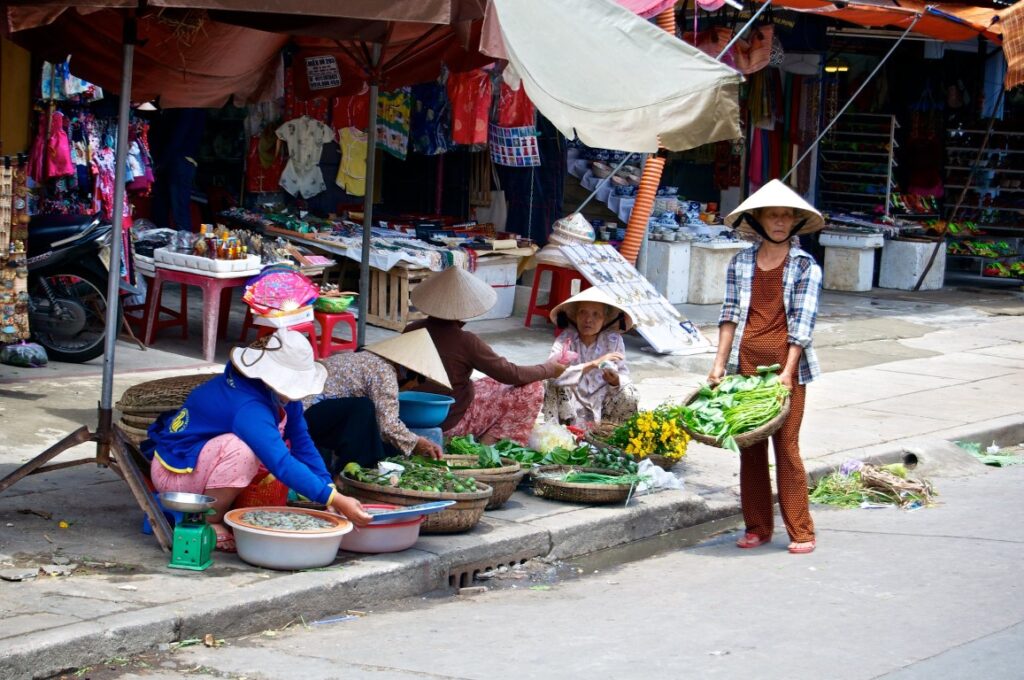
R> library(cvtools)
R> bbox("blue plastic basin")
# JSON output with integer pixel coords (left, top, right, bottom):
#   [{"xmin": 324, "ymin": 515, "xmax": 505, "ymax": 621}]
[{"xmin": 398, "ymin": 391, "xmax": 455, "ymax": 428}]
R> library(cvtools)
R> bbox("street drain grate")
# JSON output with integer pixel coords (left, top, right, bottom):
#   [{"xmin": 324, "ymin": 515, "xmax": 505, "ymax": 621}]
[{"xmin": 447, "ymin": 548, "xmax": 541, "ymax": 589}]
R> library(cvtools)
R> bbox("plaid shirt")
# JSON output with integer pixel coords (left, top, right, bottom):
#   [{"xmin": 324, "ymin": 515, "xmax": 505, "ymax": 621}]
[{"xmin": 718, "ymin": 243, "xmax": 822, "ymax": 384}]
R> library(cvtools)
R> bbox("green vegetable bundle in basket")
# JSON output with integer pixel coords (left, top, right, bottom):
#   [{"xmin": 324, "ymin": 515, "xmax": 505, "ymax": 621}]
[
  {"xmin": 679, "ymin": 365, "xmax": 791, "ymax": 453},
  {"xmin": 314, "ymin": 293, "xmax": 355, "ymax": 314}
]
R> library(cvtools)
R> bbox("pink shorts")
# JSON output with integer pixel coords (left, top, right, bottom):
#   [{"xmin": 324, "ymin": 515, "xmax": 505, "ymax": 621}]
[{"xmin": 151, "ymin": 433, "xmax": 261, "ymax": 494}]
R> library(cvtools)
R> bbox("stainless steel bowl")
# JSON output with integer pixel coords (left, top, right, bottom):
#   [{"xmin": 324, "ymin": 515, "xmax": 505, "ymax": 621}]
[{"xmin": 159, "ymin": 492, "xmax": 216, "ymax": 513}]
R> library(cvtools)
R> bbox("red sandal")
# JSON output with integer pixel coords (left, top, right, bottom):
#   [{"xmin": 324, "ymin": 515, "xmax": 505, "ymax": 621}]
[
  {"xmin": 736, "ymin": 531, "xmax": 771, "ymax": 549},
  {"xmin": 788, "ymin": 540, "xmax": 816, "ymax": 554}
]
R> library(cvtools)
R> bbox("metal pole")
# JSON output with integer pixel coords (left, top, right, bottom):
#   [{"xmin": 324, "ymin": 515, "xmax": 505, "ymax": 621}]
[
  {"xmin": 97, "ymin": 17, "xmax": 136, "ymax": 461},
  {"xmin": 357, "ymin": 44, "xmax": 382, "ymax": 348},
  {"xmin": 782, "ymin": 14, "xmax": 921, "ymax": 183},
  {"xmin": 717, "ymin": 0, "xmax": 773, "ymax": 60}
]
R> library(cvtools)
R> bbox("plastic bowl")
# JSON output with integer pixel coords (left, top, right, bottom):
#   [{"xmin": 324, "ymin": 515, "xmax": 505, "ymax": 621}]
[
  {"xmin": 224, "ymin": 507, "xmax": 352, "ymax": 571},
  {"xmin": 339, "ymin": 504, "xmax": 424, "ymax": 553},
  {"xmin": 398, "ymin": 391, "xmax": 455, "ymax": 428},
  {"xmin": 314, "ymin": 295, "xmax": 354, "ymax": 313}
]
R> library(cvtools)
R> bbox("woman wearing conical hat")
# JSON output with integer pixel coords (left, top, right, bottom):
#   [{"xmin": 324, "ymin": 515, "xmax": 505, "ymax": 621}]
[
  {"xmin": 303, "ymin": 329, "xmax": 452, "ymax": 475},
  {"xmin": 711, "ymin": 179, "xmax": 823, "ymax": 555},
  {"xmin": 542, "ymin": 287, "xmax": 640, "ymax": 427},
  {"xmin": 404, "ymin": 266, "xmax": 566, "ymax": 445}
]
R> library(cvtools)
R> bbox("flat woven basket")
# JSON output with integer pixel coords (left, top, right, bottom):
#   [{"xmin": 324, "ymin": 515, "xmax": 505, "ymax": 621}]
[
  {"xmin": 340, "ymin": 474, "xmax": 492, "ymax": 534},
  {"xmin": 441, "ymin": 455, "xmax": 523, "ymax": 510},
  {"xmin": 115, "ymin": 373, "xmax": 217, "ymax": 414},
  {"xmin": 680, "ymin": 386, "xmax": 791, "ymax": 450},
  {"xmin": 532, "ymin": 466, "xmax": 634, "ymax": 505},
  {"xmin": 584, "ymin": 426, "xmax": 682, "ymax": 471}
]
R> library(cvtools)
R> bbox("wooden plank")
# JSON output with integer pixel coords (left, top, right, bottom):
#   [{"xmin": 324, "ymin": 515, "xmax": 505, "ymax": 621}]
[
  {"xmin": 390, "ymin": 270, "xmax": 400, "ymax": 326},
  {"xmin": 396, "ymin": 272, "xmax": 407, "ymax": 325}
]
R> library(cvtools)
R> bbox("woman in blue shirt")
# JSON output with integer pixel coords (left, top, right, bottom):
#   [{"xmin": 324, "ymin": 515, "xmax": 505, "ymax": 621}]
[{"xmin": 147, "ymin": 329, "xmax": 372, "ymax": 551}]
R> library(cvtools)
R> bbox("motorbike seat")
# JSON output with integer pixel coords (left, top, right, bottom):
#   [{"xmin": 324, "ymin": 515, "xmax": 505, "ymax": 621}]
[{"xmin": 28, "ymin": 214, "xmax": 105, "ymax": 254}]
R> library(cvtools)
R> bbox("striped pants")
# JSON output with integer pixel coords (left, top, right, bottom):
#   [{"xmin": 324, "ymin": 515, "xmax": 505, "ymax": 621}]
[{"xmin": 739, "ymin": 383, "xmax": 815, "ymax": 543}]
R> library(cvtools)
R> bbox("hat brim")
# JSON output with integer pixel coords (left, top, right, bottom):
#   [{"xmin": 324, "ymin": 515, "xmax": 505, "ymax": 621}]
[
  {"xmin": 724, "ymin": 179, "xmax": 825, "ymax": 236},
  {"xmin": 410, "ymin": 267, "xmax": 497, "ymax": 321},
  {"xmin": 367, "ymin": 329, "xmax": 452, "ymax": 389},
  {"xmin": 230, "ymin": 347, "xmax": 327, "ymax": 401},
  {"xmin": 549, "ymin": 288, "xmax": 635, "ymax": 333}
]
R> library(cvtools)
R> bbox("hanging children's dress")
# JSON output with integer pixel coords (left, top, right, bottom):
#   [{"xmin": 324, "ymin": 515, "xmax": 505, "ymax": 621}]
[
  {"xmin": 447, "ymin": 69, "xmax": 492, "ymax": 146},
  {"xmin": 276, "ymin": 115, "xmax": 335, "ymax": 198},
  {"xmin": 336, "ymin": 127, "xmax": 368, "ymax": 197},
  {"xmin": 376, "ymin": 88, "xmax": 411, "ymax": 160}
]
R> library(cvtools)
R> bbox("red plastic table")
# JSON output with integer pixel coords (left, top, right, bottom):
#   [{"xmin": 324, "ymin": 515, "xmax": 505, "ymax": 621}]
[{"xmin": 143, "ymin": 268, "xmax": 251, "ymax": 363}]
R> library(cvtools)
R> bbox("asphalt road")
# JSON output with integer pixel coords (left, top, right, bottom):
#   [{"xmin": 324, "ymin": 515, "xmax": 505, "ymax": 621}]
[{"xmin": 91, "ymin": 464, "xmax": 1024, "ymax": 680}]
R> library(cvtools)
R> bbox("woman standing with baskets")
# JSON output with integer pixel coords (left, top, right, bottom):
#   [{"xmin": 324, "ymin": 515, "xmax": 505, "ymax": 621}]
[{"xmin": 709, "ymin": 180, "xmax": 823, "ymax": 555}]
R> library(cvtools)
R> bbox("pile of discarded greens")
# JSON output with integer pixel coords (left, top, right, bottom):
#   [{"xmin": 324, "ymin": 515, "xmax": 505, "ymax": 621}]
[
  {"xmin": 809, "ymin": 460, "xmax": 936, "ymax": 509},
  {"xmin": 678, "ymin": 365, "xmax": 789, "ymax": 453},
  {"xmin": 956, "ymin": 441, "xmax": 1024, "ymax": 467}
]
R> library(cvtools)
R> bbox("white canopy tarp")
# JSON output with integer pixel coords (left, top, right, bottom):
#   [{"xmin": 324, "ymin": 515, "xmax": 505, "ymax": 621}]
[{"xmin": 486, "ymin": 0, "xmax": 744, "ymax": 153}]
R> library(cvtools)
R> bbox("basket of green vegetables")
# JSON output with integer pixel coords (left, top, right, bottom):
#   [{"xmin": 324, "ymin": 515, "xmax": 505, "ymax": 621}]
[
  {"xmin": 340, "ymin": 464, "xmax": 492, "ymax": 534},
  {"xmin": 679, "ymin": 364, "xmax": 791, "ymax": 453},
  {"xmin": 531, "ymin": 466, "xmax": 647, "ymax": 505}
]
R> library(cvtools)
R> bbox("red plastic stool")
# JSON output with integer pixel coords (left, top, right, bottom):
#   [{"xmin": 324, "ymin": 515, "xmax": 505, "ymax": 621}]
[
  {"xmin": 524, "ymin": 263, "xmax": 591, "ymax": 328},
  {"xmin": 239, "ymin": 306, "xmax": 258, "ymax": 343},
  {"xmin": 255, "ymin": 321, "xmax": 319, "ymax": 359},
  {"xmin": 314, "ymin": 310, "xmax": 357, "ymax": 357},
  {"xmin": 125, "ymin": 274, "xmax": 188, "ymax": 339}
]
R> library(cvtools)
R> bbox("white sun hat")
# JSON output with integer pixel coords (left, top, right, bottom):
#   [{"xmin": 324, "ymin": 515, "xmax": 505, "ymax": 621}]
[
  {"xmin": 724, "ymin": 179, "xmax": 825, "ymax": 239},
  {"xmin": 230, "ymin": 329, "xmax": 327, "ymax": 401},
  {"xmin": 366, "ymin": 328, "xmax": 452, "ymax": 389},
  {"xmin": 410, "ymin": 266, "xmax": 497, "ymax": 320},
  {"xmin": 549, "ymin": 286, "xmax": 635, "ymax": 332}
]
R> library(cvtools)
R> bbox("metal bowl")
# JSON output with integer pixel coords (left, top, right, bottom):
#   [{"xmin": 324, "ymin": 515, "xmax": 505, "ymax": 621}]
[{"xmin": 159, "ymin": 492, "xmax": 216, "ymax": 513}]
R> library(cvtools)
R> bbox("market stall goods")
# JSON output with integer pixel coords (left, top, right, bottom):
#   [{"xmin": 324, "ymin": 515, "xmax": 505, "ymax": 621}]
[
  {"xmin": 531, "ymin": 466, "xmax": 646, "ymax": 505},
  {"xmin": 440, "ymin": 453, "xmax": 524, "ymax": 510},
  {"xmin": 224, "ymin": 507, "xmax": 352, "ymax": 570},
  {"xmin": 678, "ymin": 366, "xmax": 791, "ymax": 453},
  {"xmin": 340, "ymin": 466, "xmax": 492, "ymax": 534}
]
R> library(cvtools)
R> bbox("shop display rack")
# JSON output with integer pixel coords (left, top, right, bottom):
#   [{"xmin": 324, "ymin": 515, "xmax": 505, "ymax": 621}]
[{"xmin": 817, "ymin": 113, "xmax": 898, "ymax": 217}]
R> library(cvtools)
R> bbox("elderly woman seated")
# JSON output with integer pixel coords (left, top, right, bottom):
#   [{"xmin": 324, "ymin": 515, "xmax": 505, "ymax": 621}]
[{"xmin": 542, "ymin": 287, "xmax": 640, "ymax": 427}]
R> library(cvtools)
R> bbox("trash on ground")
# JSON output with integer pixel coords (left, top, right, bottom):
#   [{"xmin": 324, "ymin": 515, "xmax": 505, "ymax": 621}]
[
  {"xmin": 956, "ymin": 440, "xmax": 1024, "ymax": 467},
  {"xmin": 810, "ymin": 460, "xmax": 936, "ymax": 509}
]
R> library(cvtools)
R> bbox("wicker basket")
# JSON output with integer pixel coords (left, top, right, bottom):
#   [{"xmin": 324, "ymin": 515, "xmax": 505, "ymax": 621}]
[
  {"xmin": 339, "ymin": 474, "xmax": 492, "ymax": 534},
  {"xmin": 116, "ymin": 373, "xmax": 216, "ymax": 413},
  {"xmin": 119, "ymin": 412, "xmax": 160, "ymax": 429},
  {"xmin": 441, "ymin": 455, "xmax": 523, "ymax": 510},
  {"xmin": 531, "ymin": 466, "xmax": 635, "ymax": 505},
  {"xmin": 647, "ymin": 454, "xmax": 682, "ymax": 471},
  {"xmin": 116, "ymin": 422, "xmax": 151, "ymax": 447},
  {"xmin": 680, "ymin": 387, "xmax": 791, "ymax": 450}
]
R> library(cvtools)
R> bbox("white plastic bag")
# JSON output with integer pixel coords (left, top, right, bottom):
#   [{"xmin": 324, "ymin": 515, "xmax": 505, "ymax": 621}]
[
  {"xmin": 528, "ymin": 421, "xmax": 577, "ymax": 454},
  {"xmin": 636, "ymin": 458, "xmax": 684, "ymax": 494}
]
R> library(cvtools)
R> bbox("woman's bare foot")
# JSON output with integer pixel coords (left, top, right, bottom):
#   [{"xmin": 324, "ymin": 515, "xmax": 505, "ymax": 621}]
[{"xmin": 210, "ymin": 521, "xmax": 236, "ymax": 552}]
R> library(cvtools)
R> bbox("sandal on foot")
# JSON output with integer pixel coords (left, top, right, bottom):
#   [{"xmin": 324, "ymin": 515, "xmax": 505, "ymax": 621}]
[
  {"xmin": 788, "ymin": 540, "xmax": 816, "ymax": 554},
  {"xmin": 212, "ymin": 525, "xmax": 236, "ymax": 553},
  {"xmin": 736, "ymin": 531, "xmax": 771, "ymax": 549}
]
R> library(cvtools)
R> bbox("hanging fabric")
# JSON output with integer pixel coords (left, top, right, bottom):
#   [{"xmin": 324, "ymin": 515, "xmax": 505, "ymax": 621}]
[
  {"xmin": 376, "ymin": 87, "xmax": 412, "ymax": 160},
  {"xmin": 411, "ymin": 80, "xmax": 453, "ymax": 156},
  {"xmin": 447, "ymin": 69, "xmax": 492, "ymax": 146},
  {"xmin": 489, "ymin": 124, "xmax": 541, "ymax": 167}
]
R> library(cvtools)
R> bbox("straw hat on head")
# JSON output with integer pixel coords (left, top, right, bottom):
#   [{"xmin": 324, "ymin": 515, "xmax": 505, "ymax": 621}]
[
  {"xmin": 724, "ymin": 179, "xmax": 825, "ymax": 243},
  {"xmin": 410, "ymin": 266, "xmax": 496, "ymax": 321},
  {"xmin": 550, "ymin": 287, "xmax": 635, "ymax": 333},
  {"xmin": 230, "ymin": 329, "xmax": 327, "ymax": 401},
  {"xmin": 365, "ymin": 328, "xmax": 452, "ymax": 389}
]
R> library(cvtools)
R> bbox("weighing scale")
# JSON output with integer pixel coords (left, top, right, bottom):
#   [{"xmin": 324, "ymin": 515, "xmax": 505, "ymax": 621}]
[{"xmin": 159, "ymin": 492, "xmax": 217, "ymax": 571}]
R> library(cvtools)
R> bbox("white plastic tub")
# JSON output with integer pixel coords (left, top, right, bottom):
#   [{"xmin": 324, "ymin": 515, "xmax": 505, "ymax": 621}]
[
  {"xmin": 224, "ymin": 507, "xmax": 352, "ymax": 570},
  {"xmin": 339, "ymin": 504, "xmax": 424, "ymax": 553}
]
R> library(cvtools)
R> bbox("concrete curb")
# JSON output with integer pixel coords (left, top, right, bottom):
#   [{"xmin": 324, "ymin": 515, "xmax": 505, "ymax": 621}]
[{"xmin": 4, "ymin": 416, "xmax": 1021, "ymax": 680}]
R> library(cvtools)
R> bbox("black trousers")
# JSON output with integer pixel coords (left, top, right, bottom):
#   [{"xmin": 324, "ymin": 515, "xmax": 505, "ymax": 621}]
[{"xmin": 304, "ymin": 397, "xmax": 402, "ymax": 475}]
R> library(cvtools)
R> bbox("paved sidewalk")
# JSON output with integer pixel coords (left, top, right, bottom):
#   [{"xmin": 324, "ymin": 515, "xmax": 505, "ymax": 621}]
[{"xmin": 1, "ymin": 288, "xmax": 1022, "ymax": 679}]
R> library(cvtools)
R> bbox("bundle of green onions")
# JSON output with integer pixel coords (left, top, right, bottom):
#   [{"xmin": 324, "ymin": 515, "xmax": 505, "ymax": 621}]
[
  {"xmin": 678, "ymin": 365, "xmax": 789, "ymax": 453},
  {"xmin": 536, "ymin": 471, "xmax": 649, "ymax": 486}
]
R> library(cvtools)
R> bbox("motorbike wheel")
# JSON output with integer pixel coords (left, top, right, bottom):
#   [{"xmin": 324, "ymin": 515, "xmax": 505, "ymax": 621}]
[{"xmin": 29, "ymin": 265, "xmax": 111, "ymax": 364}]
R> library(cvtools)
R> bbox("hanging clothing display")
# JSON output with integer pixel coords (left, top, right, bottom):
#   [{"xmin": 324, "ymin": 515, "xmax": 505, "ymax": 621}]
[
  {"xmin": 376, "ymin": 87, "xmax": 412, "ymax": 160},
  {"xmin": 489, "ymin": 124, "xmax": 540, "ymax": 167},
  {"xmin": 496, "ymin": 82, "xmax": 535, "ymax": 128},
  {"xmin": 411, "ymin": 81, "xmax": 453, "ymax": 156},
  {"xmin": 336, "ymin": 127, "xmax": 368, "ymax": 197},
  {"xmin": 447, "ymin": 69, "xmax": 492, "ymax": 146},
  {"xmin": 331, "ymin": 92, "xmax": 370, "ymax": 132},
  {"xmin": 276, "ymin": 115, "xmax": 335, "ymax": 198},
  {"xmin": 245, "ymin": 127, "xmax": 285, "ymax": 193}
]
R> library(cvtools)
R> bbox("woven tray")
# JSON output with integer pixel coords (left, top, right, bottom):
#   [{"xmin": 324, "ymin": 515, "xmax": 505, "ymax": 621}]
[
  {"xmin": 117, "ymin": 373, "xmax": 217, "ymax": 412},
  {"xmin": 531, "ymin": 466, "xmax": 634, "ymax": 505},
  {"xmin": 339, "ymin": 474, "xmax": 492, "ymax": 534},
  {"xmin": 119, "ymin": 412, "xmax": 160, "ymax": 429},
  {"xmin": 441, "ymin": 455, "xmax": 523, "ymax": 510},
  {"xmin": 680, "ymin": 386, "xmax": 791, "ymax": 450}
]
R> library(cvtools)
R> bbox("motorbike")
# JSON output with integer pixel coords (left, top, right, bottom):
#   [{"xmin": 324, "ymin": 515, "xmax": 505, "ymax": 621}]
[{"xmin": 26, "ymin": 214, "xmax": 135, "ymax": 364}]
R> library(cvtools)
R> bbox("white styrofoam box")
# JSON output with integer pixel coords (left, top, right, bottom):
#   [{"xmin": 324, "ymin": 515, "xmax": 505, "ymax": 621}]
[
  {"xmin": 477, "ymin": 285, "xmax": 515, "ymax": 320},
  {"xmin": 474, "ymin": 258, "xmax": 518, "ymax": 286},
  {"xmin": 253, "ymin": 305, "xmax": 315, "ymax": 328},
  {"xmin": 824, "ymin": 246, "xmax": 875, "ymax": 292},
  {"xmin": 134, "ymin": 254, "xmax": 155, "ymax": 278},
  {"xmin": 646, "ymin": 240, "xmax": 691, "ymax": 304},
  {"xmin": 878, "ymin": 239, "xmax": 946, "ymax": 291},
  {"xmin": 688, "ymin": 241, "xmax": 751, "ymax": 305},
  {"xmin": 820, "ymin": 230, "xmax": 884, "ymax": 249},
  {"xmin": 154, "ymin": 247, "xmax": 261, "ymax": 274}
]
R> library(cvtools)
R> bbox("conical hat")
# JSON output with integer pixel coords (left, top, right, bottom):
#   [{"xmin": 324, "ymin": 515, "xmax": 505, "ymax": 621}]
[
  {"xmin": 410, "ymin": 266, "xmax": 496, "ymax": 320},
  {"xmin": 724, "ymin": 180, "xmax": 824, "ymax": 236},
  {"xmin": 549, "ymin": 287, "xmax": 635, "ymax": 332},
  {"xmin": 365, "ymin": 329, "xmax": 451, "ymax": 389}
]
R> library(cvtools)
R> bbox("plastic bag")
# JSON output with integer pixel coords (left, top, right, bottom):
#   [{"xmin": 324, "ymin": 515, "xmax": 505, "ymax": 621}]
[
  {"xmin": 529, "ymin": 421, "xmax": 577, "ymax": 454},
  {"xmin": 0, "ymin": 342, "xmax": 48, "ymax": 368},
  {"xmin": 635, "ymin": 458, "xmax": 684, "ymax": 494}
]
